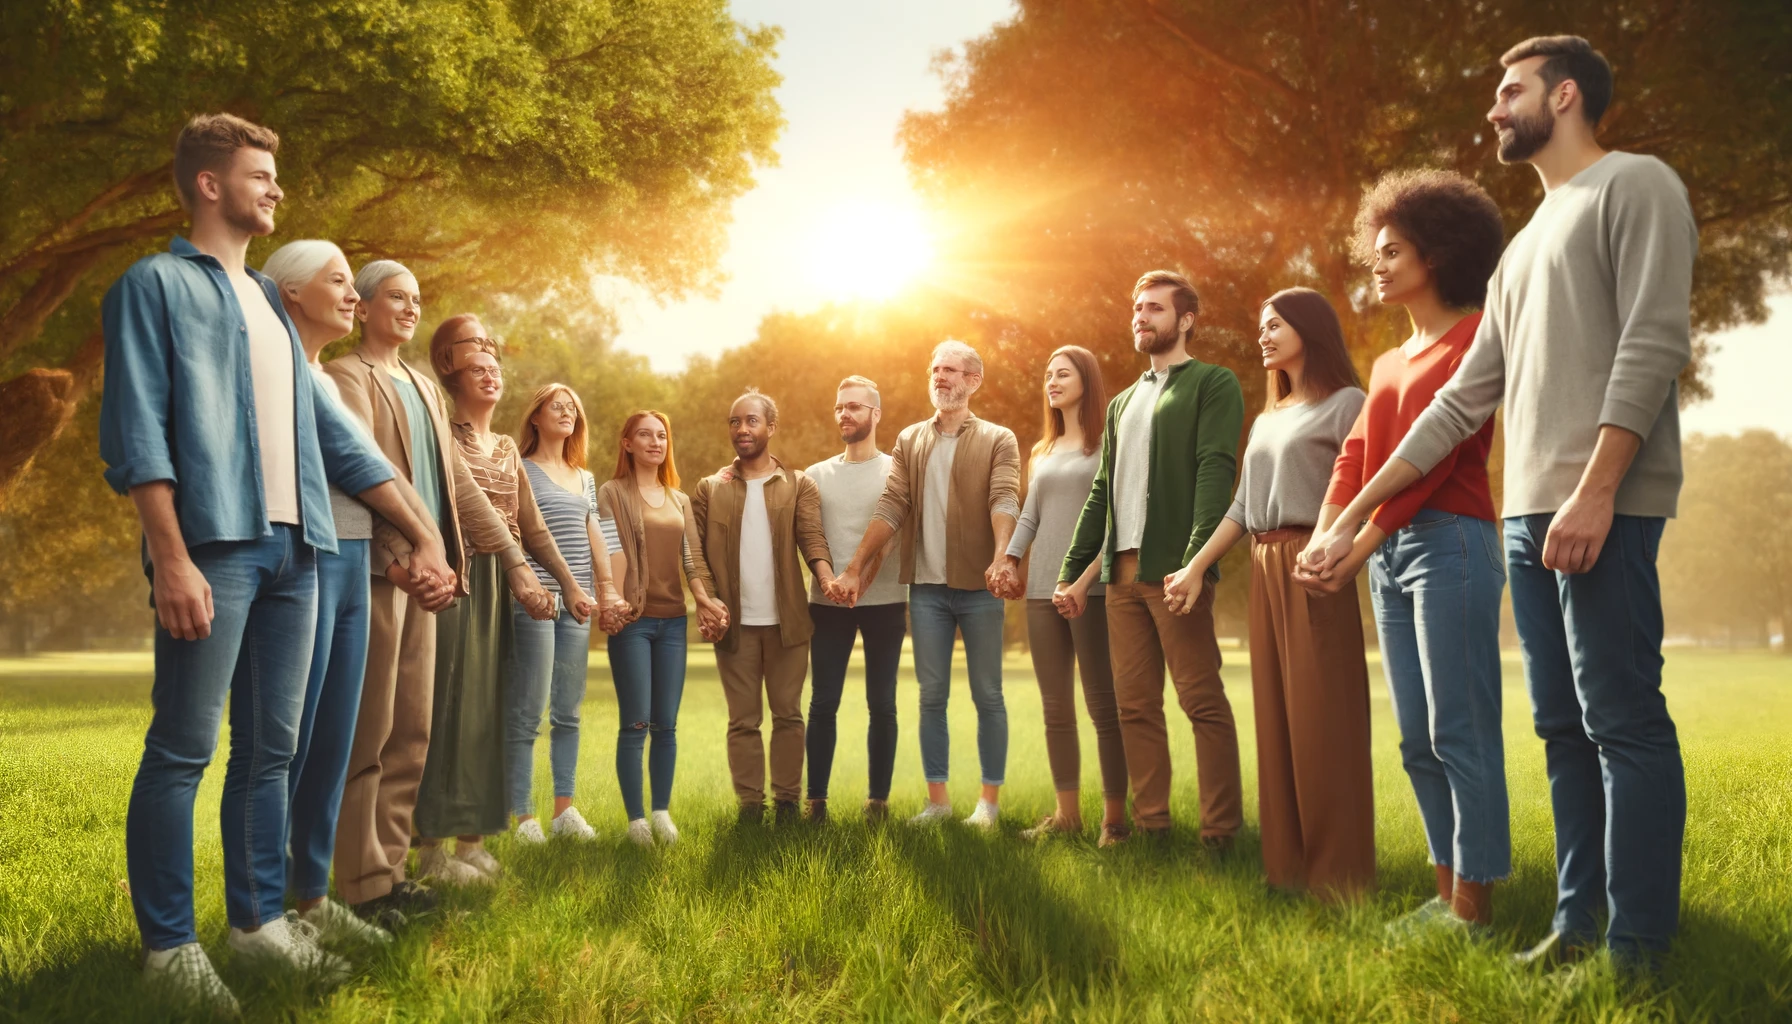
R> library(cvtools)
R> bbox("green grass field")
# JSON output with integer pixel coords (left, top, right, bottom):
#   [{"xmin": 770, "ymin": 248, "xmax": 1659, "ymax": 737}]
[{"xmin": 1, "ymin": 645, "xmax": 1788, "ymax": 1022}]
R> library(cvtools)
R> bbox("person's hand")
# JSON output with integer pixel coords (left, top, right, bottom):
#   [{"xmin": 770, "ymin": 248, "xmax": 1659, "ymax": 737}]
[
  {"xmin": 407, "ymin": 539, "xmax": 456, "ymax": 604},
  {"xmin": 1163, "ymin": 562, "xmax": 1205, "ymax": 615},
  {"xmin": 598, "ymin": 588, "xmax": 633, "ymax": 635},
  {"xmin": 1051, "ymin": 580, "xmax": 1088, "ymax": 619},
  {"xmin": 565, "ymin": 586, "xmax": 595, "ymax": 626},
  {"xmin": 830, "ymin": 568, "xmax": 862, "ymax": 608},
  {"xmin": 507, "ymin": 566, "xmax": 557, "ymax": 620},
  {"xmin": 153, "ymin": 556, "xmax": 214, "ymax": 641},
  {"xmin": 987, "ymin": 555, "xmax": 1020, "ymax": 599},
  {"xmin": 1297, "ymin": 523, "xmax": 1356, "ymax": 579},
  {"xmin": 388, "ymin": 560, "xmax": 456, "ymax": 612},
  {"xmin": 1292, "ymin": 547, "xmax": 1365, "ymax": 596},
  {"xmin": 695, "ymin": 596, "xmax": 729, "ymax": 642},
  {"xmin": 1542, "ymin": 487, "xmax": 1615, "ymax": 574}
]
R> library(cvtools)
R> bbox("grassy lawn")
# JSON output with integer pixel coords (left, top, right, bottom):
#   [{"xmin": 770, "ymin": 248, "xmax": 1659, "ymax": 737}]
[{"xmin": 0, "ymin": 645, "xmax": 1788, "ymax": 1022}]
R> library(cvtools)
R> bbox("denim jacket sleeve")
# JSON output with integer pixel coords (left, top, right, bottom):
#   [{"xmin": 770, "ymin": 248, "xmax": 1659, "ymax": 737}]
[
  {"xmin": 98, "ymin": 267, "xmax": 177, "ymax": 494},
  {"xmin": 310, "ymin": 369, "xmax": 393, "ymax": 497}
]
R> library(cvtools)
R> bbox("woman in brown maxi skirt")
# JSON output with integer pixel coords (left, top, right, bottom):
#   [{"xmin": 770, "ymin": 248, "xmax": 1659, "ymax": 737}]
[{"xmin": 1164, "ymin": 287, "xmax": 1374, "ymax": 899}]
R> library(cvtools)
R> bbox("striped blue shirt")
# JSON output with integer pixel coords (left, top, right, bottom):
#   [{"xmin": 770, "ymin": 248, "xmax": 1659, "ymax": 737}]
[{"xmin": 522, "ymin": 461, "xmax": 619, "ymax": 595}]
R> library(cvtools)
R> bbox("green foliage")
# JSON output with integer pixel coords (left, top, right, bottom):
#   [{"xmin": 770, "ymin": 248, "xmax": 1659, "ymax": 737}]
[
  {"xmin": 899, "ymin": 0, "xmax": 1792, "ymax": 406},
  {"xmin": 2, "ymin": 649, "xmax": 1789, "ymax": 1019},
  {"xmin": 1659, "ymin": 430, "xmax": 1792, "ymax": 646}
]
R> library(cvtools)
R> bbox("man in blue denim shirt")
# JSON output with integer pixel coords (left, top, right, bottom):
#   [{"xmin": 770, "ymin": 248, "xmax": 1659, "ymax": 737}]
[{"xmin": 99, "ymin": 114, "xmax": 456, "ymax": 1013}]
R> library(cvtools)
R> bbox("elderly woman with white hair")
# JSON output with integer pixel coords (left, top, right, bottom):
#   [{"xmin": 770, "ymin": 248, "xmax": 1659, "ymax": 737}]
[{"xmin": 259, "ymin": 240, "xmax": 449, "ymax": 948}]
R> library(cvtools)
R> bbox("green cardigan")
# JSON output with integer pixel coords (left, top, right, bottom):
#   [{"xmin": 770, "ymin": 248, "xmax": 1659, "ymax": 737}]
[{"xmin": 1060, "ymin": 357, "xmax": 1244, "ymax": 586}]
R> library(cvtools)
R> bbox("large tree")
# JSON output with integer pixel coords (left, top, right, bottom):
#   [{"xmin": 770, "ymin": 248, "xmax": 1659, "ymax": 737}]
[
  {"xmin": 0, "ymin": 0, "xmax": 783, "ymax": 498},
  {"xmin": 899, "ymin": 0, "xmax": 1792, "ymax": 410}
]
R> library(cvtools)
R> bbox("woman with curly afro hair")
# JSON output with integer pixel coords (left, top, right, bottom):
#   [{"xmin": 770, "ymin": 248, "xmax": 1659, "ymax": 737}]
[{"xmin": 1299, "ymin": 169, "xmax": 1510, "ymax": 933}]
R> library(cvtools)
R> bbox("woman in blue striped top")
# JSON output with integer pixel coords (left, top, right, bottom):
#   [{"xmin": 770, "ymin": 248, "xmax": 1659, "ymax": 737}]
[{"xmin": 506, "ymin": 384, "xmax": 629, "ymax": 843}]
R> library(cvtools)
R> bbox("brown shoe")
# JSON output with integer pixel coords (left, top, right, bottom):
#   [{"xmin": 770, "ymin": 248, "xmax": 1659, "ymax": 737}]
[
  {"xmin": 1200, "ymin": 834, "xmax": 1236, "ymax": 855},
  {"xmin": 863, "ymin": 799, "xmax": 889, "ymax": 824},
  {"xmin": 806, "ymin": 799, "xmax": 829, "ymax": 824},
  {"xmin": 1020, "ymin": 814, "xmax": 1083, "ymax": 841},
  {"xmin": 1097, "ymin": 822, "xmax": 1132, "ymax": 848}
]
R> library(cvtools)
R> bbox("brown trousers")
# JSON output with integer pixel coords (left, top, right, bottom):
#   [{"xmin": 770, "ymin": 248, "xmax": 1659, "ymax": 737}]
[
  {"xmin": 716, "ymin": 624, "xmax": 810, "ymax": 805},
  {"xmin": 1106, "ymin": 552, "xmax": 1243, "ymax": 835},
  {"xmin": 334, "ymin": 577, "xmax": 435, "ymax": 904},
  {"xmin": 1250, "ymin": 530, "xmax": 1376, "ymax": 897},
  {"xmin": 1026, "ymin": 598, "xmax": 1128, "ymax": 797}
]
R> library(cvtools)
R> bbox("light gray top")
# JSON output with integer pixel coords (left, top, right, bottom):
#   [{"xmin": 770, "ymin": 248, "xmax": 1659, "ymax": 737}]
[
  {"xmin": 1112, "ymin": 370, "xmax": 1165, "ymax": 550},
  {"xmin": 1392, "ymin": 151, "xmax": 1697, "ymax": 518},
  {"xmin": 913, "ymin": 432, "xmax": 959, "ymax": 585},
  {"xmin": 1007, "ymin": 448, "xmax": 1106, "ymax": 600},
  {"xmin": 308, "ymin": 363, "xmax": 374, "ymax": 540},
  {"xmin": 806, "ymin": 452, "xmax": 906, "ymax": 607},
  {"xmin": 1226, "ymin": 387, "xmax": 1366, "ymax": 534}
]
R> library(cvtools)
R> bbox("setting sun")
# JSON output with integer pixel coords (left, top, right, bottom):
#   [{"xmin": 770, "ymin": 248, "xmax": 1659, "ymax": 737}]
[{"xmin": 803, "ymin": 199, "xmax": 936, "ymax": 300}]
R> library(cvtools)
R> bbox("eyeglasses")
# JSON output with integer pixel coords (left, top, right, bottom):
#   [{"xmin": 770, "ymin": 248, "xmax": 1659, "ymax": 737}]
[
  {"xmin": 545, "ymin": 401, "xmax": 577, "ymax": 414},
  {"xmin": 452, "ymin": 336, "xmax": 497, "ymax": 348},
  {"xmin": 834, "ymin": 402, "xmax": 875, "ymax": 415},
  {"xmin": 463, "ymin": 365, "xmax": 503, "ymax": 381}
]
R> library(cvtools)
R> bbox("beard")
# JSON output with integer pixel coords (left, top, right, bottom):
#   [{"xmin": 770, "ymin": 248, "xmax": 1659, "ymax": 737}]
[
  {"xmin": 1134, "ymin": 323, "xmax": 1182, "ymax": 356},
  {"xmin": 732, "ymin": 434, "xmax": 768, "ymax": 460},
  {"xmin": 1497, "ymin": 104, "xmax": 1556, "ymax": 164},
  {"xmin": 930, "ymin": 381, "xmax": 969, "ymax": 412},
  {"xmin": 222, "ymin": 189, "xmax": 275, "ymax": 235},
  {"xmin": 839, "ymin": 418, "xmax": 873, "ymax": 444}
]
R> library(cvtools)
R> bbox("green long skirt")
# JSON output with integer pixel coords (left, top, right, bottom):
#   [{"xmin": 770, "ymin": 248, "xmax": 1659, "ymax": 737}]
[{"xmin": 414, "ymin": 552, "xmax": 511, "ymax": 838}]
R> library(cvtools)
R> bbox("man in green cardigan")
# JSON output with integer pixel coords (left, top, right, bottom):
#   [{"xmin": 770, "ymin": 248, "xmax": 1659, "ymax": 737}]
[{"xmin": 1056, "ymin": 270, "xmax": 1245, "ymax": 846}]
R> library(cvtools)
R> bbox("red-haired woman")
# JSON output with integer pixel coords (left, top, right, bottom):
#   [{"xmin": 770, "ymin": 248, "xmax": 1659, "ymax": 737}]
[
  {"xmin": 1165, "ymin": 288, "xmax": 1373, "ymax": 900},
  {"xmin": 410, "ymin": 315, "xmax": 593, "ymax": 881},
  {"xmin": 993, "ymin": 346, "xmax": 1130, "ymax": 845},
  {"xmin": 596, "ymin": 411, "xmax": 725, "ymax": 846}
]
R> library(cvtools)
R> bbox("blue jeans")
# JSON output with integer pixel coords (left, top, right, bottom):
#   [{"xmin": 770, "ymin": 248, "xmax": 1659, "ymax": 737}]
[
  {"xmin": 126, "ymin": 526, "xmax": 317, "ymax": 950},
  {"xmin": 1370, "ymin": 512, "xmax": 1511, "ymax": 884},
  {"xmin": 909, "ymin": 584, "xmax": 1007, "ymax": 786},
  {"xmin": 1506, "ymin": 513, "xmax": 1683, "ymax": 963},
  {"xmin": 506, "ymin": 600, "xmax": 592, "ymax": 818},
  {"xmin": 285, "ymin": 540, "xmax": 370, "ymax": 902},
  {"xmin": 607, "ymin": 615, "xmax": 686, "ymax": 820}
]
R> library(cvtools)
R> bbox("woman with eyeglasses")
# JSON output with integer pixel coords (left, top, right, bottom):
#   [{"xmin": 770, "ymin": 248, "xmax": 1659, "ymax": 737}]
[
  {"xmin": 409, "ymin": 315, "xmax": 595, "ymax": 879},
  {"xmin": 506, "ymin": 384, "xmax": 632, "ymax": 844}
]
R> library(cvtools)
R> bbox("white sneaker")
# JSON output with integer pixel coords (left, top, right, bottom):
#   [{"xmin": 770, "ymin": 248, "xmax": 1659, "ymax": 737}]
[
  {"xmin": 908, "ymin": 802, "xmax": 954, "ymax": 826},
  {"xmin": 651, "ymin": 809, "xmax": 680, "ymax": 845},
  {"xmin": 143, "ymin": 942, "xmax": 240, "ymax": 1017},
  {"xmin": 454, "ymin": 841, "xmax": 503, "ymax": 879},
  {"xmin": 417, "ymin": 843, "xmax": 490, "ymax": 886},
  {"xmin": 300, "ymin": 899, "xmax": 392, "ymax": 948},
  {"xmin": 964, "ymin": 800, "xmax": 1001, "ymax": 830},
  {"xmin": 552, "ymin": 806, "xmax": 598, "ymax": 841},
  {"xmin": 514, "ymin": 817, "xmax": 547, "ymax": 845},
  {"xmin": 228, "ymin": 915, "xmax": 350, "ymax": 982},
  {"xmin": 624, "ymin": 817, "xmax": 654, "ymax": 847}
]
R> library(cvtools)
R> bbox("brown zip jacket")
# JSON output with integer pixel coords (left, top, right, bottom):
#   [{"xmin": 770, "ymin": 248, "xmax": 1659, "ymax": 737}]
[{"xmin": 690, "ymin": 457, "xmax": 831, "ymax": 653}]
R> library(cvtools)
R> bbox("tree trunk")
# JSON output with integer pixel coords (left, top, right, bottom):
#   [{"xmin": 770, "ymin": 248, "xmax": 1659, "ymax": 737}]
[{"xmin": 0, "ymin": 329, "xmax": 102, "ymax": 507}]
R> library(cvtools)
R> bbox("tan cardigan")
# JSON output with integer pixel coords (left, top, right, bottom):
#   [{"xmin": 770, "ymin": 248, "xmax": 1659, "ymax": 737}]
[
  {"xmin": 321, "ymin": 347, "xmax": 524, "ymax": 591},
  {"xmin": 596, "ymin": 478, "xmax": 713, "ymax": 617},
  {"xmin": 871, "ymin": 412, "xmax": 1022, "ymax": 590},
  {"xmin": 691, "ymin": 457, "xmax": 832, "ymax": 653}
]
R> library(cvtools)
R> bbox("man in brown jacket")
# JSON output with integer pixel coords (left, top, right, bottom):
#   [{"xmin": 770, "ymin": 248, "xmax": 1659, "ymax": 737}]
[
  {"xmin": 321, "ymin": 259, "xmax": 552, "ymax": 925},
  {"xmin": 692, "ymin": 389, "xmax": 835, "ymax": 825},
  {"xmin": 834, "ymin": 341, "xmax": 1021, "ymax": 830}
]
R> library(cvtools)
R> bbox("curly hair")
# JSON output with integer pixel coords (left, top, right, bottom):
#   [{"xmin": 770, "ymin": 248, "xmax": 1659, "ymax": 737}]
[{"xmin": 1352, "ymin": 170, "xmax": 1505, "ymax": 310}]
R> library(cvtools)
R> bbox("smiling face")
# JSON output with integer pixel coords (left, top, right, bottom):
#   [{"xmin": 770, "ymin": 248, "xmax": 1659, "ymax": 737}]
[
  {"xmin": 834, "ymin": 385, "xmax": 879, "ymax": 444},
  {"xmin": 200, "ymin": 146, "xmax": 282, "ymax": 237},
  {"xmin": 1044, "ymin": 354, "xmax": 1084, "ymax": 411},
  {"xmin": 1488, "ymin": 56, "xmax": 1558, "ymax": 164},
  {"xmin": 1370, "ymin": 225, "xmax": 1435, "ymax": 308},
  {"xmin": 1132, "ymin": 284, "xmax": 1190, "ymax": 355},
  {"xmin": 286, "ymin": 253, "xmax": 358, "ymax": 344},
  {"xmin": 456, "ymin": 349, "xmax": 503, "ymax": 407},
  {"xmin": 728, "ymin": 396, "xmax": 775, "ymax": 461},
  {"xmin": 624, "ymin": 417, "xmax": 669, "ymax": 469},
  {"xmin": 357, "ymin": 272, "xmax": 422, "ymax": 344},
  {"xmin": 929, "ymin": 353, "xmax": 980, "ymax": 412},
  {"xmin": 532, "ymin": 389, "xmax": 580, "ymax": 444},
  {"xmin": 1258, "ymin": 304, "xmax": 1305, "ymax": 373}
]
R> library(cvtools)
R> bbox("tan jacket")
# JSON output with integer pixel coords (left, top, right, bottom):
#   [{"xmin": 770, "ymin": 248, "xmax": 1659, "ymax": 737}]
[
  {"xmin": 691, "ymin": 457, "xmax": 832, "ymax": 652},
  {"xmin": 595, "ymin": 478, "xmax": 713, "ymax": 617},
  {"xmin": 872, "ymin": 413, "xmax": 1022, "ymax": 590},
  {"xmin": 321, "ymin": 347, "xmax": 525, "ymax": 591}
]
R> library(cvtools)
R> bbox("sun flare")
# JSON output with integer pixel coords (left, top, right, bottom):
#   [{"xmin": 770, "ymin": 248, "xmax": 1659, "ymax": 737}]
[{"xmin": 803, "ymin": 199, "xmax": 936, "ymax": 300}]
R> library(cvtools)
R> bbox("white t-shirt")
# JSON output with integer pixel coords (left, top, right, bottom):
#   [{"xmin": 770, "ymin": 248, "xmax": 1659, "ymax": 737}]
[
  {"xmin": 738, "ymin": 477, "xmax": 779, "ymax": 626},
  {"xmin": 913, "ymin": 432, "xmax": 959, "ymax": 586},
  {"xmin": 234, "ymin": 273, "xmax": 300, "ymax": 525},
  {"xmin": 1112, "ymin": 371, "xmax": 1164, "ymax": 551}
]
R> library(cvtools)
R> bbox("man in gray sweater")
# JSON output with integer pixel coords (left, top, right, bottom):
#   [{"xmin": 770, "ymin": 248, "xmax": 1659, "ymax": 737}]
[{"xmin": 1300, "ymin": 36, "xmax": 1695, "ymax": 973}]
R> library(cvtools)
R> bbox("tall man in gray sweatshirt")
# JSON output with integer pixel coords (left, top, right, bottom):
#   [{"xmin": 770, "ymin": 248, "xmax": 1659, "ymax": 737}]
[{"xmin": 1300, "ymin": 36, "xmax": 1695, "ymax": 972}]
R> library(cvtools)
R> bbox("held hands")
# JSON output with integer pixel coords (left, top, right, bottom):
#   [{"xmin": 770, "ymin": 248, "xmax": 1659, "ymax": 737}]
[
  {"xmin": 1162, "ymin": 561, "xmax": 1207, "ymax": 616},
  {"xmin": 154, "ymin": 557, "xmax": 215, "ymax": 641},
  {"xmin": 564, "ymin": 585, "xmax": 596, "ymax": 626},
  {"xmin": 1291, "ymin": 546, "xmax": 1365, "ymax": 595},
  {"xmin": 1541, "ymin": 487, "xmax": 1614, "ymax": 574},
  {"xmin": 1296, "ymin": 524, "xmax": 1356, "ymax": 580},
  {"xmin": 826, "ymin": 567, "xmax": 862, "ymax": 608},
  {"xmin": 987, "ymin": 555, "xmax": 1025, "ymax": 600},
  {"xmin": 695, "ymin": 596, "xmax": 730, "ymax": 642},
  {"xmin": 1051, "ymin": 579, "xmax": 1089, "ymax": 619},
  {"xmin": 507, "ymin": 565, "xmax": 557, "ymax": 620},
  {"xmin": 387, "ymin": 559, "xmax": 457, "ymax": 613},
  {"xmin": 597, "ymin": 586, "xmax": 634, "ymax": 635},
  {"xmin": 407, "ymin": 539, "xmax": 457, "ymax": 607}
]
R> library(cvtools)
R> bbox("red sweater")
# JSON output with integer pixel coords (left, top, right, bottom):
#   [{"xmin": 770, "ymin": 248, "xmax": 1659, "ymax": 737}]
[{"xmin": 1325, "ymin": 312, "xmax": 1497, "ymax": 534}]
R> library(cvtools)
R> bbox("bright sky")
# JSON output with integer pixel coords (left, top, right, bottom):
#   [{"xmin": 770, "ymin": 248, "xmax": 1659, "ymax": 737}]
[{"xmin": 606, "ymin": 2, "xmax": 1790, "ymax": 439}]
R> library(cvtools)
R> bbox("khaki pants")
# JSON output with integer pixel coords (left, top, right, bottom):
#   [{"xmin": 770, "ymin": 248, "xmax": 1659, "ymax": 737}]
[
  {"xmin": 1026, "ymin": 597, "xmax": 1128, "ymax": 797},
  {"xmin": 1250, "ymin": 530, "xmax": 1376, "ymax": 896},
  {"xmin": 1105, "ymin": 551, "xmax": 1242, "ymax": 835},
  {"xmin": 333, "ymin": 577, "xmax": 436, "ymax": 904},
  {"xmin": 716, "ymin": 625, "xmax": 810, "ymax": 806}
]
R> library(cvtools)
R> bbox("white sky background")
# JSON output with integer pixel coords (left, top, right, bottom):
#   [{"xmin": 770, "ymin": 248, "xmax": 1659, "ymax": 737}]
[{"xmin": 604, "ymin": 2, "xmax": 1791, "ymax": 439}]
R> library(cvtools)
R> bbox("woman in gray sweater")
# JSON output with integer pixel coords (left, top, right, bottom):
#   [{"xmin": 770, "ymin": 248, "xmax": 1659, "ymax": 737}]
[{"xmin": 993, "ymin": 346, "xmax": 1129, "ymax": 845}]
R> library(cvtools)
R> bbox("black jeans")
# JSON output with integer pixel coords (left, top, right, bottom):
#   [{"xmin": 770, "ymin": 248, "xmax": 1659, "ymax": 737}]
[{"xmin": 806, "ymin": 602, "xmax": 907, "ymax": 801}]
